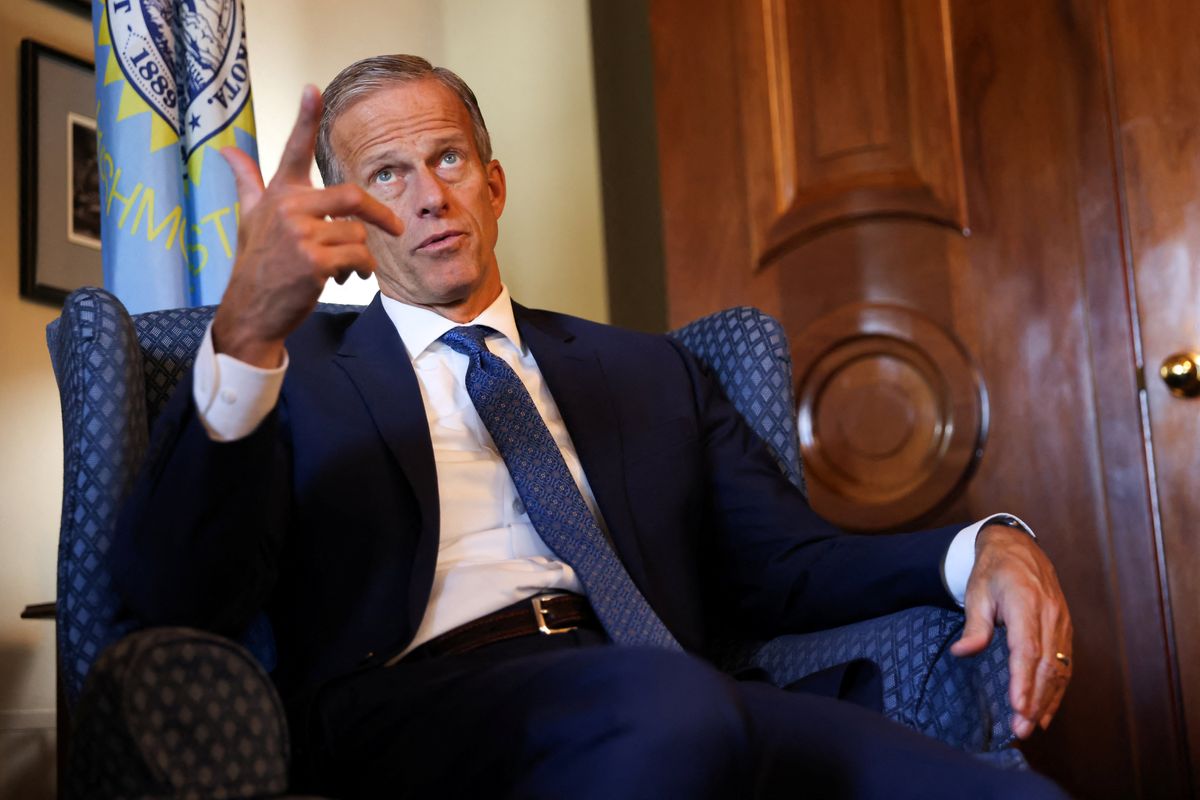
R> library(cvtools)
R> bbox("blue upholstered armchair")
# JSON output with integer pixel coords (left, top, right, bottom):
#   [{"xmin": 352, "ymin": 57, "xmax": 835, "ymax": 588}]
[{"xmin": 48, "ymin": 287, "xmax": 1023, "ymax": 798}]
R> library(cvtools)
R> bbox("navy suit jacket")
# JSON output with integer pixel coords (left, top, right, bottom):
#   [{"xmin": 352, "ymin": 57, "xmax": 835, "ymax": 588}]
[{"xmin": 114, "ymin": 296, "xmax": 960, "ymax": 705}]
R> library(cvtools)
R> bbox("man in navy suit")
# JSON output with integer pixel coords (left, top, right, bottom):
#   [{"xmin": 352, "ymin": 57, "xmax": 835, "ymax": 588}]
[{"xmin": 115, "ymin": 55, "xmax": 1072, "ymax": 798}]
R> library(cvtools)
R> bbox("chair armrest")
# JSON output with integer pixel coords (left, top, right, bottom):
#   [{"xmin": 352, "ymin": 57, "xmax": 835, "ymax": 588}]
[
  {"xmin": 720, "ymin": 606, "xmax": 1019, "ymax": 753},
  {"xmin": 66, "ymin": 627, "xmax": 292, "ymax": 800},
  {"xmin": 21, "ymin": 601, "xmax": 56, "ymax": 619}
]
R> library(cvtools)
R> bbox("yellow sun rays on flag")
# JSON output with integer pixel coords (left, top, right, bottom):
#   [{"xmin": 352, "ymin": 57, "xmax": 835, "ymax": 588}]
[{"xmin": 96, "ymin": 7, "xmax": 257, "ymax": 186}]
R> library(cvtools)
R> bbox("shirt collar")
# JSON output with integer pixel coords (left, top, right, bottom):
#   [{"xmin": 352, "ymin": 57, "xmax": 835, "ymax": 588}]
[{"xmin": 379, "ymin": 285, "xmax": 523, "ymax": 360}]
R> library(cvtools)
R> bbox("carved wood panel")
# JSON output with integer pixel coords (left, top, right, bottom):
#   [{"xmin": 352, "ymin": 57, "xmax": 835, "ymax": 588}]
[
  {"xmin": 791, "ymin": 302, "xmax": 983, "ymax": 530},
  {"xmin": 737, "ymin": 0, "xmax": 968, "ymax": 268},
  {"xmin": 727, "ymin": 0, "xmax": 982, "ymax": 530}
]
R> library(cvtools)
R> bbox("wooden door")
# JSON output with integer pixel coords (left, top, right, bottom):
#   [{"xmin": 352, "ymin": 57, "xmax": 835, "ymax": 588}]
[
  {"xmin": 1107, "ymin": 1, "xmax": 1200, "ymax": 795},
  {"xmin": 649, "ymin": 0, "xmax": 1193, "ymax": 796}
]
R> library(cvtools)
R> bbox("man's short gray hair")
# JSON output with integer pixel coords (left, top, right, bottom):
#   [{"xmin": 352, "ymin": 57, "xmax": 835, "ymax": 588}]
[{"xmin": 315, "ymin": 54, "xmax": 493, "ymax": 185}]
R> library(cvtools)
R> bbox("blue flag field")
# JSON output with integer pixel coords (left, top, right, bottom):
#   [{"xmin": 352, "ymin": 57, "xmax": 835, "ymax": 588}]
[{"xmin": 92, "ymin": 0, "xmax": 258, "ymax": 313}]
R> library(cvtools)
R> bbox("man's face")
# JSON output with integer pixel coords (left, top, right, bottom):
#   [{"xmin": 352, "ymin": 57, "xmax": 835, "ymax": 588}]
[{"xmin": 330, "ymin": 79, "xmax": 506, "ymax": 320}]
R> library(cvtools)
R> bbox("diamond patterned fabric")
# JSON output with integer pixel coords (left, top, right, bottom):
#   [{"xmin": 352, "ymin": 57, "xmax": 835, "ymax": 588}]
[
  {"xmin": 670, "ymin": 308, "xmax": 1021, "ymax": 758},
  {"xmin": 668, "ymin": 306, "xmax": 806, "ymax": 494},
  {"xmin": 133, "ymin": 305, "xmax": 216, "ymax": 426},
  {"xmin": 132, "ymin": 301, "xmax": 360, "ymax": 426},
  {"xmin": 49, "ymin": 288, "xmax": 150, "ymax": 706},
  {"xmin": 49, "ymin": 288, "xmax": 359, "ymax": 705},
  {"xmin": 66, "ymin": 627, "xmax": 290, "ymax": 799},
  {"xmin": 718, "ymin": 606, "xmax": 1020, "ymax": 754}
]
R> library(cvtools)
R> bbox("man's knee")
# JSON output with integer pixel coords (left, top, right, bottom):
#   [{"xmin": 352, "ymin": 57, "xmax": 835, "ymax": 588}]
[
  {"xmin": 995, "ymin": 769, "xmax": 1071, "ymax": 800},
  {"xmin": 602, "ymin": 648, "xmax": 748, "ymax": 746},
  {"xmin": 520, "ymin": 647, "xmax": 750, "ymax": 798}
]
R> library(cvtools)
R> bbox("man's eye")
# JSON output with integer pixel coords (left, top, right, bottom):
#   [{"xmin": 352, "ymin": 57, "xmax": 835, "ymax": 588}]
[
  {"xmin": 441, "ymin": 153, "xmax": 460, "ymax": 167},
  {"xmin": 374, "ymin": 169, "xmax": 395, "ymax": 184}
]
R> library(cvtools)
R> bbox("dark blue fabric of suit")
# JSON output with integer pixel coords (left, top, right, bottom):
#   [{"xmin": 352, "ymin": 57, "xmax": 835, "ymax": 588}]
[{"xmin": 112, "ymin": 297, "xmax": 1062, "ymax": 797}]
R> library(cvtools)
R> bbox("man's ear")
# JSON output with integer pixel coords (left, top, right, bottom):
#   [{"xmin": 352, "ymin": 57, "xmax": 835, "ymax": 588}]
[{"xmin": 487, "ymin": 160, "xmax": 507, "ymax": 219}]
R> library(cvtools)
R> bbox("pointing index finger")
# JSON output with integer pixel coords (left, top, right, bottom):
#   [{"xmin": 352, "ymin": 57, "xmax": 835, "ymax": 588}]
[
  {"xmin": 355, "ymin": 191, "xmax": 405, "ymax": 237},
  {"xmin": 274, "ymin": 85, "xmax": 323, "ymax": 187},
  {"xmin": 307, "ymin": 185, "xmax": 404, "ymax": 237}
]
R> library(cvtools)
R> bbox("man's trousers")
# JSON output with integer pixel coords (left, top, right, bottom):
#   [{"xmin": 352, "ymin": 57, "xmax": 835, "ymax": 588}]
[{"xmin": 294, "ymin": 630, "xmax": 1067, "ymax": 799}]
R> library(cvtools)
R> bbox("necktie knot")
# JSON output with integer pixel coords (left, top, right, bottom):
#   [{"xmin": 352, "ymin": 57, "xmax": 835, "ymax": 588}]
[{"xmin": 440, "ymin": 325, "xmax": 495, "ymax": 358}]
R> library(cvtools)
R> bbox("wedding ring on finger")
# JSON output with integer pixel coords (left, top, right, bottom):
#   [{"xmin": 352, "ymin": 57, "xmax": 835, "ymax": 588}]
[{"xmin": 1054, "ymin": 651, "xmax": 1071, "ymax": 668}]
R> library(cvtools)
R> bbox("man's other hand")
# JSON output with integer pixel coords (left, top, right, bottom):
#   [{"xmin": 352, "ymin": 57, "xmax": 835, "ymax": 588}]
[
  {"xmin": 949, "ymin": 523, "xmax": 1072, "ymax": 740},
  {"xmin": 212, "ymin": 85, "xmax": 404, "ymax": 367}
]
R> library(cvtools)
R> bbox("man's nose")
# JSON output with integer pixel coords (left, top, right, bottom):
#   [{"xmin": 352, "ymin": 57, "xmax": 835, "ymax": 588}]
[{"xmin": 413, "ymin": 170, "xmax": 450, "ymax": 218}]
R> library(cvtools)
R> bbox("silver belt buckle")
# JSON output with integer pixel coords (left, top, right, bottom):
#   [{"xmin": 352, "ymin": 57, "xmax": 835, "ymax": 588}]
[{"xmin": 532, "ymin": 594, "xmax": 578, "ymax": 635}]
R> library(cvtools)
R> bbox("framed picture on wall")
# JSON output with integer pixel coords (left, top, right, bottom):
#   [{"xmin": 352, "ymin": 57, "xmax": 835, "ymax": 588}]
[
  {"xmin": 39, "ymin": 0, "xmax": 92, "ymax": 19},
  {"xmin": 20, "ymin": 39, "xmax": 102, "ymax": 305}
]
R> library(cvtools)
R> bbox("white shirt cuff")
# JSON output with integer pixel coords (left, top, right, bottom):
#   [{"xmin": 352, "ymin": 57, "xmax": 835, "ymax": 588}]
[
  {"xmin": 192, "ymin": 322, "xmax": 288, "ymax": 442},
  {"xmin": 942, "ymin": 513, "xmax": 1035, "ymax": 606}
]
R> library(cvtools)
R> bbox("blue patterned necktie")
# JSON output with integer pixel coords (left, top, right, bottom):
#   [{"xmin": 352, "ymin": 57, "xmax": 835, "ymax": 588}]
[{"xmin": 441, "ymin": 325, "xmax": 681, "ymax": 650}]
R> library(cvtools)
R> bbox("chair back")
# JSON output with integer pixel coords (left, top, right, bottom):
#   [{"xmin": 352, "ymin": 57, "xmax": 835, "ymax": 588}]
[
  {"xmin": 668, "ymin": 306, "xmax": 805, "ymax": 494},
  {"xmin": 48, "ymin": 287, "xmax": 358, "ymax": 706}
]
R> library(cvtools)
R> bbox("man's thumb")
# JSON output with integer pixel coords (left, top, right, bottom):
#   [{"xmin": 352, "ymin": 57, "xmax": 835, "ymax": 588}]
[
  {"xmin": 950, "ymin": 610, "xmax": 995, "ymax": 657},
  {"xmin": 221, "ymin": 147, "xmax": 265, "ymax": 209}
]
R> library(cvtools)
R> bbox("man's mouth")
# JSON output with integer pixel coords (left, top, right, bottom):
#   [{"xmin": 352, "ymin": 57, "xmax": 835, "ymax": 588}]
[{"xmin": 416, "ymin": 230, "xmax": 466, "ymax": 252}]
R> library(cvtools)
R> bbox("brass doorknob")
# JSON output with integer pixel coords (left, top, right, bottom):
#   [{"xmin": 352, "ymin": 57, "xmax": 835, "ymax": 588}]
[{"xmin": 1160, "ymin": 352, "xmax": 1200, "ymax": 397}]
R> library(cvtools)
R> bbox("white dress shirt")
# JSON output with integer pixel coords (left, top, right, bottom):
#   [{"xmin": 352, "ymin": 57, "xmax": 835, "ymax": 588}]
[{"xmin": 192, "ymin": 287, "xmax": 1030, "ymax": 652}]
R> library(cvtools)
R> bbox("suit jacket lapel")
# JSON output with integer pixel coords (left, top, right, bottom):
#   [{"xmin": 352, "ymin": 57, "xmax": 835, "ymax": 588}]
[
  {"xmin": 514, "ymin": 305, "xmax": 651, "ymax": 589},
  {"xmin": 333, "ymin": 296, "xmax": 440, "ymax": 625}
]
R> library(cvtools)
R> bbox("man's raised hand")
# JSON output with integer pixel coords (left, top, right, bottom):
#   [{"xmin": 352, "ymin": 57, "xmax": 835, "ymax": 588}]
[{"xmin": 212, "ymin": 85, "xmax": 404, "ymax": 367}]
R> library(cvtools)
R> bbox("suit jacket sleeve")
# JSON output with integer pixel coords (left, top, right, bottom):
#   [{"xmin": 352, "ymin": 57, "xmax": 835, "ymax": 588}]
[
  {"xmin": 111, "ymin": 369, "xmax": 292, "ymax": 638},
  {"xmin": 672, "ymin": 338, "xmax": 960, "ymax": 638}
]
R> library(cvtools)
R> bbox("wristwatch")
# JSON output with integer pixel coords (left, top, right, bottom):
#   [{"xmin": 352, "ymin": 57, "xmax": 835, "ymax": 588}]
[{"xmin": 985, "ymin": 514, "xmax": 1034, "ymax": 537}]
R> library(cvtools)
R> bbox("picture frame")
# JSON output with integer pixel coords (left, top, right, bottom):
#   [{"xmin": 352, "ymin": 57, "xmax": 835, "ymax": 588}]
[
  {"xmin": 20, "ymin": 39, "xmax": 102, "ymax": 305},
  {"xmin": 40, "ymin": 0, "xmax": 92, "ymax": 20}
]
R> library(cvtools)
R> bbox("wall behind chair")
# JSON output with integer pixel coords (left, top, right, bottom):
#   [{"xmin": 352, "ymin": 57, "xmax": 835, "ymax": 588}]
[
  {"xmin": 246, "ymin": 0, "xmax": 610, "ymax": 323},
  {"xmin": 0, "ymin": 3, "xmax": 89, "ymax": 797},
  {"xmin": 0, "ymin": 2, "xmax": 606, "ymax": 796}
]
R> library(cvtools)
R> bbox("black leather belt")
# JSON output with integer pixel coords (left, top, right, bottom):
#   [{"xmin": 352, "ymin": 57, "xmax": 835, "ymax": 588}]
[{"xmin": 396, "ymin": 593, "xmax": 601, "ymax": 663}]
